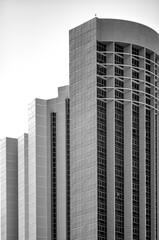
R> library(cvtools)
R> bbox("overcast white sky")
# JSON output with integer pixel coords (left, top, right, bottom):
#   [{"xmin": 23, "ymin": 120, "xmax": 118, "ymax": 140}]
[{"xmin": 0, "ymin": 0, "xmax": 159, "ymax": 139}]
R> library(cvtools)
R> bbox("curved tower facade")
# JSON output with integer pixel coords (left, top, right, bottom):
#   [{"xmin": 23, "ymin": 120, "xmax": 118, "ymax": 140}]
[{"xmin": 69, "ymin": 18, "xmax": 159, "ymax": 240}]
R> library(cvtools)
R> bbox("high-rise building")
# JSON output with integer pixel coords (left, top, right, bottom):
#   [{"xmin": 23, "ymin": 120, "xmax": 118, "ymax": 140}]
[
  {"xmin": 0, "ymin": 18, "xmax": 159, "ymax": 240},
  {"xmin": 69, "ymin": 18, "xmax": 159, "ymax": 240},
  {"xmin": 28, "ymin": 86, "xmax": 69, "ymax": 240},
  {"xmin": 0, "ymin": 138, "xmax": 18, "ymax": 240}
]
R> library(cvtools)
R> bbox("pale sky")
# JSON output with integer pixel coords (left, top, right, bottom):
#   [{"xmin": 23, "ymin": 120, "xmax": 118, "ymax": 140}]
[{"xmin": 0, "ymin": 0, "xmax": 159, "ymax": 139}]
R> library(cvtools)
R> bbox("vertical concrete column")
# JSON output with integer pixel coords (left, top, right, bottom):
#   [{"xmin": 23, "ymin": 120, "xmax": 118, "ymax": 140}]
[
  {"xmin": 157, "ymin": 71, "xmax": 159, "ymax": 238},
  {"xmin": 124, "ymin": 77, "xmax": 133, "ymax": 240},
  {"xmin": 124, "ymin": 102, "xmax": 132, "ymax": 240},
  {"xmin": 157, "ymin": 110, "xmax": 159, "ymax": 240},
  {"xmin": 28, "ymin": 100, "xmax": 37, "ymax": 240},
  {"xmin": 151, "ymin": 63, "xmax": 156, "ymax": 239},
  {"xmin": 56, "ymin": 87, "xmax": 69, "ymax": 240},
  {"xmin": 107, "ymin": 99, "xmax": 115, "ymax": 240},
  {"xmin": 139, "ymin": 104, "xmax": 146, "ymax": 240},
  {"xmin": 139, "ymin": 71, "xmax": 146, "ymax": 240},
  {"xmin": 0, "ymin": 140, "xmax": 1, "ymax": 239},
  {"xmin": 18, "ymin": 134, "xmax": 28, "ymax": 240},
  {"xmin": 107, "ymin": 65, "xmax": 115, "ymax": 240},
  {"xmin": 151, "ymin": 108, "xmax": 156, "ymax": 240},
  {"xmin": 0, "ymin": 139, "xmax": 7, "ymax": 240}
]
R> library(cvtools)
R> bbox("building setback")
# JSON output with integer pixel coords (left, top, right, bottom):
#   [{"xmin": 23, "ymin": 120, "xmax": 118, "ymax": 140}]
[
  {"xmin": 0, "ymin": 18, "xmax": 159, "ymax": 240},
  {"xmin": 28, "ymin": 86, "xmax": 69, "ymax": 240}
]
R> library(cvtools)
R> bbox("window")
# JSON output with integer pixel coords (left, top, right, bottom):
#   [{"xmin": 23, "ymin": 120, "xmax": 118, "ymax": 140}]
[
  {"xmin": 97, "ymin": 98, "xmax": 107, "ymax": 239},
  {"xmin": 115, "ymin": 67, "xmax": 123, "ymax": 76},
  {"xmin": 132, "ymin": 103, "xmax": 140, "ymax": 239},
  {"xmin": 132, "ymin": 82, "xmax": 139, "ymax": 90},
  {"xmin": 115, "ymin": 55, "xmax": 124, "ymax": 64},
  {"xmin": 65, "ymin": 99, "xmax": 70, "ymax": 239},
  {"xmin": 132, "ymin": 58, "xmax": 139, "ymax": 67},
  {"xmin": 97, "ymin": 52, "xmax": 106, "ymax": 63},
  {"xmin": 132, "ymin": 70, "xmax": 139, "ymax": 79},
  {"xmin": 115, "ymin": 101, "xmax": 124, "ymax": 238},
  {"xmin": 51, "ymin": 112, "xmax": 57, "ymax": 239},
  {"xmin": 97, "ymin": 41, "xmax": 107, "ymax": 52},
  {"xmin": 97, "ymin": 64, "xmax": 106, "ymax": 75},
  {"xmin": 115, "ymin": 43, "xmax": 124, "ymax": 53},
  {"xmin": 115, "ymin": 78, "xmax": 124, "ymax": 88},
  {"xmin": 132, "ymin": 47, "xmax": 139, "ymax": 56}
]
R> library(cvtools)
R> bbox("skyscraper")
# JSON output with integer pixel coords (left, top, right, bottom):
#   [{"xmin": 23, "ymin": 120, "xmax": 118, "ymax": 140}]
[
  {"xmin": 69, "ymin": 18, "xmax": 159, "ymax": 240},
  {"xmin": 0, "ymin": 17, "xmax": 159, "ymax": 240}
]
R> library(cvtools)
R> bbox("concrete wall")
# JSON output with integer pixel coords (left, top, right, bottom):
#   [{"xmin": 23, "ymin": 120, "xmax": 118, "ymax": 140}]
[
  {"xmin": 97, "ymin": 18, "xmax": 159, "ymax": 55},
  {"xmin": 18, "ymin": 133, "xmax": 28, "ymax": 240},
  {"xmin": 56, "ymin": 86, "xmax": 69, "ymax": 240},
  {"xmin": 69, "ymin": 18, "xmax": 98, "ymax": 240},
  {"xmin": 0, "ymin": 139, "xmax": 1, "ymax": 239}
]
